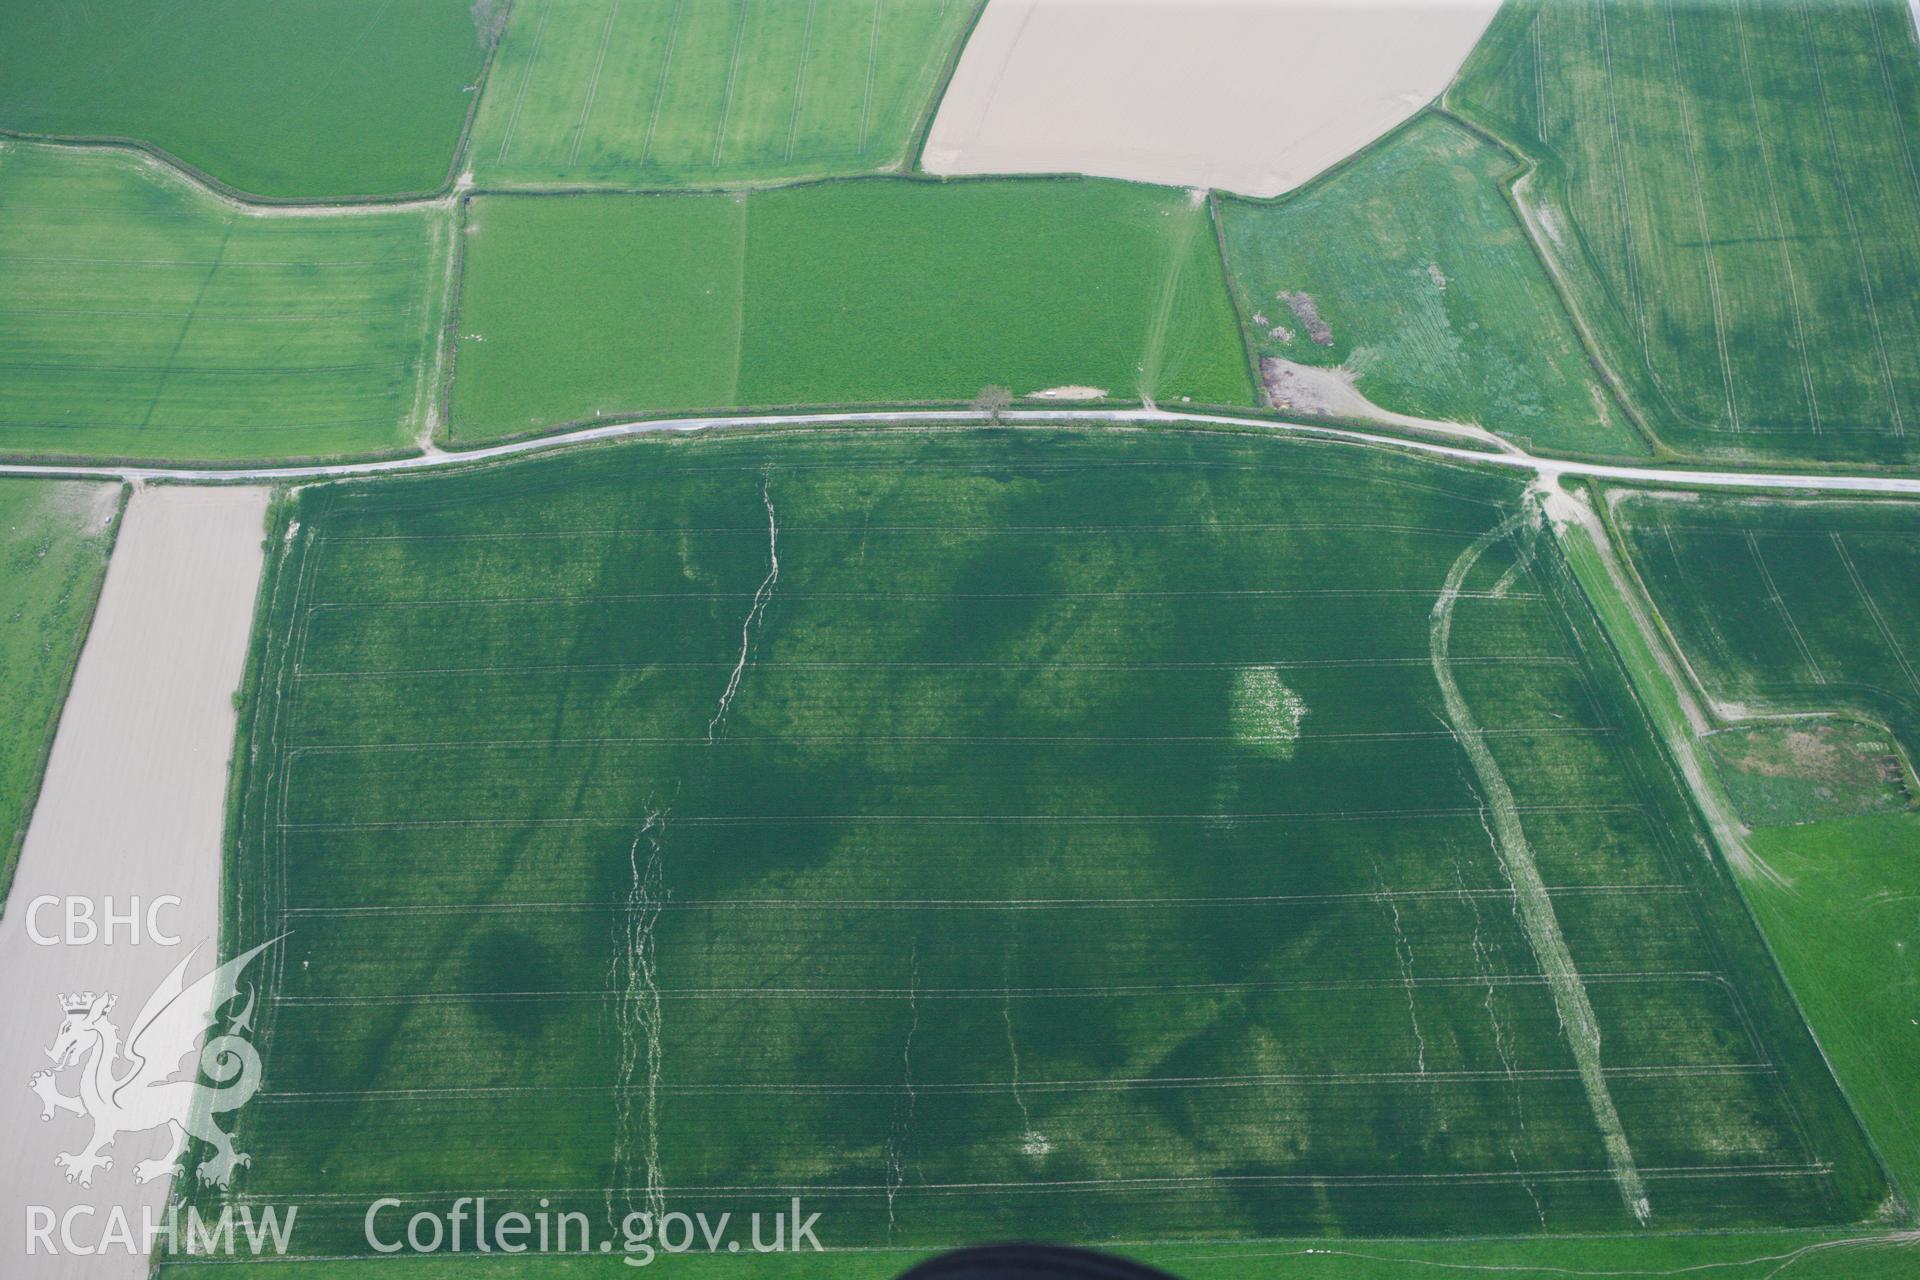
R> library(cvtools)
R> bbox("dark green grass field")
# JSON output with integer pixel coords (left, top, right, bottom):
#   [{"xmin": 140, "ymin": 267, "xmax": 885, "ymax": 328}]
[
  {"xmin": 1218, "ymin": 114, "xmax": 1642, "ymax": 461},
  {"xmin": 448, "ymin": 182, "xmax": 1252, "ymax": 440},
  {"xmin": 1610, "ymin": 492, "xmax": 1920, "ymax": 755},
  {"xmin": 0, "ymin": 143, "xmax": 452, "ymax": 462},
  {"xmin": 0, "ymin": 479, "xmax": 118, "ymax": 894},
  {"xmin": 0, "ymin": 0, "xmax": 491, "ymax": 200},
  {"xmin": 1450, "ymin": 0, "xmax": 1920, "ymax": 466},
  {"xmin": 195, "ymin": 430, "xmax": 1882, "ymax": 1259},
  {"xmin": 467, "ymin": 0, "xmax": 979, "ymax": 189}
]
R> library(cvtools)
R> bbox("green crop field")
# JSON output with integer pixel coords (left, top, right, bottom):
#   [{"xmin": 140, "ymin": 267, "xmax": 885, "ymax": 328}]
[
  {"xmin": 1218, "ymin": 114, "xmax": 1642, "ymax": 461},
  {"xmin": 0, "ymin": 143, "xmax": 453, "ymax": 463},
  {"xmin": 0, "ymin": 0, "xmax": 492, "ymax": 200},
  {"xmin": 448, "ymin": 181, "xmax": 1252, "ymax": 441},
  {"xmin": 1609, "ymin": 491, "xmax": 1920, "ymax": 755},
  {"xmin": 191, "ymin": 429, "xmax": 1882, "ymax": 1261},
  {"xmin": 1745, "ymin": 814, "xmax": 1920, "ymax": 1202},
  {"xmin": 0, "ymin": 479, "xmax": 119, "ymax": 895},
  {"xmin": 1609, "ymin": 490, "xmax": 1920, "ymax": 1200},
  {"xmin": 157, "ymin": 1228, "xmax": 1920, "ymax": 1280},
  {"xmin": 466, "ymin": 0, "xmax": 978, "ymax": 190},
  {"xmin": 1449, "ymin": 0, "xmax": 1920, "ymax": 466}
]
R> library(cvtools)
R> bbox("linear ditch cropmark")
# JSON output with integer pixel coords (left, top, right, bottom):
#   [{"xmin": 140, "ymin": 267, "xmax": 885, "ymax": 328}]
[
  {"xmin": 1829, "ymin": 532, "xmax": 1920, "ymax": 693},
  {"xmin": 1661, "ymin": 0, "xmax": 1741, "ymax": 432},
  {"xmin": 1430, "ymin": 507, "xmax": 1651, "ymax": 1222},
  {"xmin": 1795, "ymin": 0, "xmax": 1906, "ymax": 437},
  {"xmin": 783, "ymin": 0, "xmax": 820, "ymax": 163},
  {"xmin": 641, "ymin": 0, "xmax": 688, "ymax": 166},
  {"xmin": 1743, "ymin": 531, "xmax": 1825, "ymax": 684},
  {"xmin": 608, "ymin": 805, "xmax": 669, "ymax": 1229},
  {"xmin": 1732, "ymin": 0, "xmax": 1820, "ymax": 432},
  {"xmin": 710, "ymin": 0, "xmax": 751, "ymax": 167},
  {"xmin": 707, "ymin": 474, "xmax": 780, "ymax": 741},
  {"xmin": 493, "ymin": 0, "xmax": 553, "ymax": 164},
  {"xmin": 568, "ymin": 0, "xmax": 623, "ymax": 169},
  {"xmin": 885, "ymin": 937, "xmax": 919, "ymax": 1239}
]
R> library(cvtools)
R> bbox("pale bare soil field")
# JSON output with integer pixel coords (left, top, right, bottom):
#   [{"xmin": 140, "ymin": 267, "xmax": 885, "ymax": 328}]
[
  {"xmin": 922, "ymin": 0, "xmax": 1501, "ymax": 197},
  {"xmin": 0, "ymin": 485, "xmax": 268, "ymax": 1279}
]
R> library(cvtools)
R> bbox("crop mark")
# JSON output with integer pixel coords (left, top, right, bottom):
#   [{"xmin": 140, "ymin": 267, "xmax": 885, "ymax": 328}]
[
  {"xmin": 1743, "ymin": 531, "xmax": 1824, "ymax": 684},
  {"xmin": 493, "ymin": 0, "xmax": 553, "ymax": 165},
  {"xmin": 264, "ymin": 1063, "xmax": 1778, "ymax": 1104},
  {"xmin": 859, "ymin": 0, "xmax": 883, "ymax": 153},
  {"xmin": 135, "ymin": 219, "xmax": 234, "ymax": 430},
  {"xmin": 608, "ymin": 807, "xmax": 669, "ymax": 1227},
  {"xmin": 783, "ymin": 0, "xmax": 819, "ymax": 163},
  {"xmin": 1136, "ymin": 201, "xmax": 1204, "ymax": 402},
  {"xmin": 568, "ymin": 0, "xmax": 623, "ymax": 170},
  {"xmin": 1432, "ymin": 508, "xmax": 1649, "ymax": 1222},
  {"xmin": 641, "ymin": 0, "xmax": 688, "ymax": 166},
  {"xmin": 282, "ymin": 968, "xmax": 1724, "ymax": 1006},
  {"xmin": 1864, "ymin": 2, "xmax": 1920, "ymax": 222},
  {"xmin": 1829, "ymin": 533, "xmax": 1920, "ymax": 693},
  {"xmin": 287, "ymin": 885, "xmax": 1682, "ymax": 919},
  {"xmin": 707, "ymin": 475, "xmax": 779, "ymax": 741},
  {"xmin": 1592, "ymin": 0, "xmax": 1650, "ymax": 360},
  {"xmin": 1530, "ymin": 10, "xmax": 1546, "ymax": 135},
  {"xmin": 1795, "ymin": 0, "xmax": 1906, "ymax": 437},
  {"xmin": 885, "ymin": 937, "xmax": 919, "ymax": 1239},
  {"xmin": 1660, "ymin": 0, "xmax": 1740, "ymax": 431},
  {"xmin": 710, "ymin": 0, "xmax": 752, "ymax": 168},
  {"xmin": 1374, "ymin": 857, "xmax": 1427, "ymax": 1075},
  {"xmin": 1731, "ymin": 0, "xmax": 1820, "ymax": 432}
]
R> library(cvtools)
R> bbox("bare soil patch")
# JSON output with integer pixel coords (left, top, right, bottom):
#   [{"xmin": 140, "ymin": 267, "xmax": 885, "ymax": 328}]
[{"xmin": 923, "ymin": 0, "xmax": 1501, "ymax": 197}]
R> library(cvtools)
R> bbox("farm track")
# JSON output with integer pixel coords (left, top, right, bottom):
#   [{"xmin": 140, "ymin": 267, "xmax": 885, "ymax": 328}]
[{"xmin": 6, "ymin": 408, "xmax": 1920, "ymax": 498}]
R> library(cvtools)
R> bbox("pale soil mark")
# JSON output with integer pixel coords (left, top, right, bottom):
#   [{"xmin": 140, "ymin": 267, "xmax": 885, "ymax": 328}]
[{"xmin": 1431, "ymin": 508, "xmax": 1650, "ymax": 1222}]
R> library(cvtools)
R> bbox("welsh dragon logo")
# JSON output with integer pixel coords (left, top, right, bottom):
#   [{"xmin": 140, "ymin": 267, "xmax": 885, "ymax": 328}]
[{"xmin": 27, "ymin": 938, "xmax": 280, "ymax": 1190}]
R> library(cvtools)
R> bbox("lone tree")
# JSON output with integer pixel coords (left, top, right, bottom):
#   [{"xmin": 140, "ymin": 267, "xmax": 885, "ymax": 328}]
[{"xmin": 971, "ymin": 384, "xmax": 1013, "ymax": 423}]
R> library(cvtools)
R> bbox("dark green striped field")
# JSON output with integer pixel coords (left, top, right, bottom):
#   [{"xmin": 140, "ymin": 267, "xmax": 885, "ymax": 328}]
[
  {"xmin": 1612, "ymin": 491, "xmax": 1920, "ymax": 752},
  {"xmin": 1451, "ymin": 0, "xmax": 1920, "ymax": 466},
  {"xmin": 194, "ymin": 430, "xmax": 1882, "ymax": 1255}
]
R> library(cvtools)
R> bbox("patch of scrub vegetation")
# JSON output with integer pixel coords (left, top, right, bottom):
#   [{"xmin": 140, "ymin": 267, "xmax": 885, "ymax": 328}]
[
  {"xmin": 0, "ymin": 480, "xmax": 119, "ymax": 896},
  {"xmin": 468, "ymin": 0, "xmax": 979, "ymax": 189},
  {"xmin": 449, "ymin": 180, "xmax": 1252, "ymax": 439},
  {"xmin": 0, "ymin": 143, "xmax": 452, "ymax": 463},
  {"xmin": 1218, "ymin": 113, "xmax": 1642, "ymax": 459},
  {"xmin": 200, "ymin": 430, "xmax": 1880, "ymax": 1255},
  {"xmin": 1707, "ymin": 720, "xmax": 1914, "ymax": 828},
  {"xmin": 0, "ymin": 0, "xmax": 492, "ymax": 199},
  {"xmin": 1451, "ymin": 0, "xmax": 1920, "ymax": 466}
]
